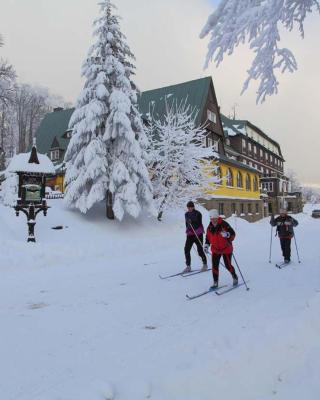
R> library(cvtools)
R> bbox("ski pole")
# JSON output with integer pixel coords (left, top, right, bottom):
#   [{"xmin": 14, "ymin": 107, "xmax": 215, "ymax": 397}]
[
  {"xmin": 269, "ymin": 226, "xmax": 273, "ymax": 263},
  {"xmin": 187, "ymin": 221, "xmax": 205, "ymax": 249},
  {"xmin": 293, "ymin": 229, "xmax": 301, "ymax": 264},
  {"xmin": 231, "ymin": 251, "xmax": 250, "ymax": 291}
]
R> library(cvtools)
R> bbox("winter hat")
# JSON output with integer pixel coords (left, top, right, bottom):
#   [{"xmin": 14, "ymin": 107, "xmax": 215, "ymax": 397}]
[
  {"xmin": 209, "ymin": 209, "xmax": 219, "ymax": 219},
  {"xmin": 187, "ymin": 201, "xmax": 195, "ymax": 208}
]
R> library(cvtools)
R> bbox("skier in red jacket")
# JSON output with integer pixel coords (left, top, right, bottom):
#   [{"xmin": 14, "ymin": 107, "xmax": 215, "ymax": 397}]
[{"xmin": 204, "ymin": 209, "xmax": 238, "ymax": 289}]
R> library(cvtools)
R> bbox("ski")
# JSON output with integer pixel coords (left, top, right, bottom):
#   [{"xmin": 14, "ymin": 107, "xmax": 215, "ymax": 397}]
[
  {"xmin": 182, "ymin": 268, "xmax": 210, "ymax": 277},
  {"xmin": 186, "ymin": 285, "xmax": 228, "ymax": 300},
  {"xmin": 215, "ymin": 281, "xmax": 249, "ymax": 296},
  {"xmin": 275, "ymin": 262, "xmax": 290, "ymax": 269},
  {"xmin": 159, "ymin": 268, "xmax": 202, "ymax": 280}
]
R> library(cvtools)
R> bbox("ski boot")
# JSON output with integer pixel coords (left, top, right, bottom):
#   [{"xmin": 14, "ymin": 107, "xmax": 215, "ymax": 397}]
[
  {"xmin": 182, "ymin": 265, "xmax": 191, "ymax": 274},
  {"xmin": 210, "ymin": 281, "xmax": 219, "ymax": 290},
  {"xmin": 201, "ymin": 263, "xmax": 208, "ymax": 272},
  {"xmin": 233, "ymin": 276, "xmax": 238, "ymax": 287}
]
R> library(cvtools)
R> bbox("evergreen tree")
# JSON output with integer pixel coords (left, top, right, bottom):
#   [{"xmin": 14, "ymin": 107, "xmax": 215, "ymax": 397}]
[{"xmin": 64, "ymin": 0, "xmax": 154, "ymax": 220}]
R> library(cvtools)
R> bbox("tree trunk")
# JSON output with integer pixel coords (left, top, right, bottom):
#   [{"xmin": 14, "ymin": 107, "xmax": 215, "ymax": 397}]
[{"xmin": 106, "ymin": 190, "xmax": 115, "ymax": 220}]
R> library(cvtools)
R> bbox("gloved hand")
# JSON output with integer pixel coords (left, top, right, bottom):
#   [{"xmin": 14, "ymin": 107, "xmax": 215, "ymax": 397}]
[
  {"xmin": 204, "ymin": 244, "xmax": 210, "ymax": 254},
  {"xmin": 221, "ymin": 231, "xmax": 230, "ymax": 238},
  {"xmin": 284, "ymin": 221, "xmax": 292, "ymax": 226}
]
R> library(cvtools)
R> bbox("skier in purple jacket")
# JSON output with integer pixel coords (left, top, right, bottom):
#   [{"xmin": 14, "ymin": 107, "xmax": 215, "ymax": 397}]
[{"xmin": 183, "ymin": 201, "xmax": 208, "ymax": 273}]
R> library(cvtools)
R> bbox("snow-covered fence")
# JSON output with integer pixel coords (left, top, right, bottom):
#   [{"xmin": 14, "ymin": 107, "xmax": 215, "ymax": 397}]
[{"xmin": 46, "ymin": 191, "xmax": 64, "ymax": 200}]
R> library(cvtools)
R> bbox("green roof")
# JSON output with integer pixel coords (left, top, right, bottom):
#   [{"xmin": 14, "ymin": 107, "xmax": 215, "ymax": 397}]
[
  {"xmin": 138, "ymin": 76, "xmax": 212, "ymax": 126},
  {"xmin": 35, "ymin": 77, "xmax": 213, "ymax": 162},
  {"xmin": 221, "ymin": 114, "xmax": 284, "ymax": 159},
  {"xmin": 36, "ymin": 108, "xmax": 75, "ymax": 164}
]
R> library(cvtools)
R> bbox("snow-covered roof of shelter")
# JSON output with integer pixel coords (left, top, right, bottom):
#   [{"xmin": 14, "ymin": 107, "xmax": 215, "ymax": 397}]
[{"xmin": 7, "ymin": 148, "xmax": 55, "ymax": 174}]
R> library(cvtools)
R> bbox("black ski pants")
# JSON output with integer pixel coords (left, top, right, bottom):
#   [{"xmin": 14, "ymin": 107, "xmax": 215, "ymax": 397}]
[
  {"xmin": 280, "ymin": 238, "xmax": 292, "ymax": 261},
  {"xmin": 211, "ymin": 253, "xmax": 237, "ymax": 283},
  {"xmin": 184, "ymin": 234, "xmax": 207, "ymax": 267}
]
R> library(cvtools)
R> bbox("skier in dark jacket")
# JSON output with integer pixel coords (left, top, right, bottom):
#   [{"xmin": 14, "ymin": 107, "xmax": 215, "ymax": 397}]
[
  {"xmin": 270, "ymin": 208, "xmax": 299, "ymax": 263},
  {"xmin": 183, "ymin": 201, "xmax": 207, "ymax": 273},
  {"xmin": 204, "ymin": 209, "xmax": 238, "ymax": 288}
]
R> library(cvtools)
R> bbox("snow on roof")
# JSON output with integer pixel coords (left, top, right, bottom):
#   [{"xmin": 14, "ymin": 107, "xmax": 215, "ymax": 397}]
[{"xmin": 7, "ymin": 151, "xmax": 55, "ymax": 174}]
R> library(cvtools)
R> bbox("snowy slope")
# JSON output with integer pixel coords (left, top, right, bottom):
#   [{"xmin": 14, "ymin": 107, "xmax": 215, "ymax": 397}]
[{"xmin": 0, "ymin": 201, "xmax": 320, "ymax": 400}]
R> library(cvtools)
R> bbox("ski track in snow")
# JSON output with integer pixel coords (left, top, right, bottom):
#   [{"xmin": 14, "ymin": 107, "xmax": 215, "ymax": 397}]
[{"xmin": 0, "ymin": 201, "xmax": 320, "ymax": 399}]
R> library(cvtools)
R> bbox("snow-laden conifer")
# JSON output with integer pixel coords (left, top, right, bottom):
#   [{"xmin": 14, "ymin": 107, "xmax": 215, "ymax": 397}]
[{"xmin": 64, "ymin": 0, "xmax": 154, "ymax": 219}]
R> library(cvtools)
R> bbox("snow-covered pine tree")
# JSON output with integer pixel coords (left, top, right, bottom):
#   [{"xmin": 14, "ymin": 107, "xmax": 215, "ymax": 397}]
[
  {"xmin": 200, "ymin": 0, "xmax": 320, "ymax": 103},
  {"xmin": 147, "ymin": 99, "xmax": 220, "ymax": 220},
  {"xmin": 64, "ymin": 0, "xmax": 154, "ymax": 220}
]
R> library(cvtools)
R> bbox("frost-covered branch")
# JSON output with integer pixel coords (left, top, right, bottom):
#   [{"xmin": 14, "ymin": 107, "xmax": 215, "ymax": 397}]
[{"xmin": 200, "ymin": 0, "xmax": 320, "ymax": 103}]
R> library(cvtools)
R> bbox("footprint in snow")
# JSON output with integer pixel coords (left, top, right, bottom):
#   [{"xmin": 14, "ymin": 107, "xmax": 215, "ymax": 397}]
[{"xmin": 28, "ymin": 302, "xmax": 49, "ymax": 310}]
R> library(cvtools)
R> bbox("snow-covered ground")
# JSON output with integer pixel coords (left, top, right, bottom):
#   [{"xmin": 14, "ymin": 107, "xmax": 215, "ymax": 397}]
[{"xmin": 1, "ymin": 201, "xmax": 320, "ymax": 400}]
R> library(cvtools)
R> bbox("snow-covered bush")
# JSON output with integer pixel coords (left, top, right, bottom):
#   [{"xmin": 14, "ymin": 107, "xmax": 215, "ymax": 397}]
[{"xmin": 0, "ymin": 172, "xmax": 18, "ymax": 207}]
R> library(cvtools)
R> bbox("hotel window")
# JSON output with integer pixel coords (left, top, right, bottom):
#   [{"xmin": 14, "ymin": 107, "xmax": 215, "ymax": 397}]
[
  {"xmin": 207, "ymin": 109, "xmax": 217, "ymax": 123},
  {"xmin": 226, "ymin": 168, "xmax": 234, "ymax": 186},
  {"xmin": 253, "ymin": 145, "xmax": 257, "ymax": 154},
  {"xmin": 260, "ymin": 149, "xmax": 263, "ymax": 158},
  {"xmin": 248, "ymin": 204, "xmax": 252, "ymax": 214},
  {"xmin": 253, "ymin": 176, "xmax": 258, "ymax": 191},
  {"xmin": 215, "ymin": 166, "xmax": 221, "ymax": 180},
  {"xmin": 237, "ymin": 171, "xmax": 243, "ymax": 188},
  {"xmin": 219, "ymin": 203, "xmax": 224, "ymax": 215},
  {"xmin": 232, "ymin": 203, "xmax": 237, "ymax": 214},
  {"xmin": 246, "ymin": 174, "xmax": 251, "ymax": 191},
  {"xmin": 213, "ymin": 140, "xmax": 219, "ymax": 152},
  {"xmin": 241, "ymin": 203, "xmax": 245, "ymax": 214},
  {"xmin": 256, "ymin": 203, "xmax": 259, "ymax": 213},
  {"xmin": 242, "ymin": 139, "xmax": 246, "ymax": 150},
  {"xmin": 248, "ymin": 142, "xmax": 252, "ymax": 152}
]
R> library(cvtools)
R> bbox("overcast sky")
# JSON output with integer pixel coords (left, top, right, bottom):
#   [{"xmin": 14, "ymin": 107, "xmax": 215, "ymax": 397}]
[{"xmin": 0, "ymin": 0, "xmax": 319, "ymax": 186}]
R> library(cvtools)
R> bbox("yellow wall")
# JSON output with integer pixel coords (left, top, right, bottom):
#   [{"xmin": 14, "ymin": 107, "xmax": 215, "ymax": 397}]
[
  {"xmin": 47, "ymin": 174, "xmax": 65, "ymax": 193},
  {"xmin": 207, "ymin": 161, "xmax": 260, "ymax": 199}
]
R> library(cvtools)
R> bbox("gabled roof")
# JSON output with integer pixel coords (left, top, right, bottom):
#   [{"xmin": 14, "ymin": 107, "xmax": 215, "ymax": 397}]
[
  {"xmin": 7, "ymin": 147, "xmax": 55, "ymax": 174},
  {"xmin": 221, "ymin": 114, "xmax": 284, "ymax": 158},
  {"xmin": 35, "ymin": 77, "xmax": 214, "ymax": 161},
  {"xmin": 138, "ymin": 76, "xmax": 212, "ymax": 126},
  {"xmin": 36, "ymin": 108, "xmax": 75, "ymax": 163}
]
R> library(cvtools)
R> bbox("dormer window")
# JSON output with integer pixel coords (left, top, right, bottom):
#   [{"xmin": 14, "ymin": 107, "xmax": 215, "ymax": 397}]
[
  {"xmin": 207, "ymin": 109, "xmax": 217, "ymax": 124},
  {"xmin": 64, "ymin": 130, "xmax": 73, "ymax": 139},
  {"xmin": 50, "ymin": 149, "xmax": 60, "ymax": 161}
]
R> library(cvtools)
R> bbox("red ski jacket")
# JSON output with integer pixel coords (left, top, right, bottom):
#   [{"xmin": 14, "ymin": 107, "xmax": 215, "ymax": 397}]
[{"xmin": 205, "ymin": 218, "xmax": 236, "ymax": 255}]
